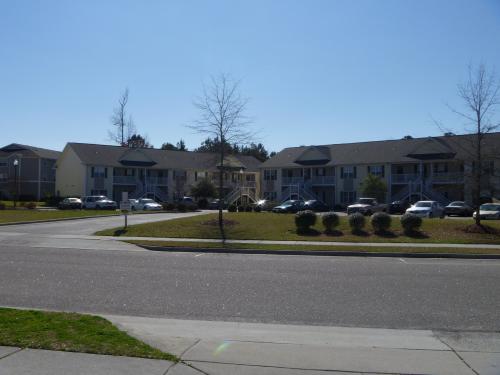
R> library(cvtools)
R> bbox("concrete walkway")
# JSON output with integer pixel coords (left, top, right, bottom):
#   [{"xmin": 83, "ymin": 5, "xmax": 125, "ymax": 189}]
[{"xmin": 2, "ymin": 315, "xmax": 499, "ymax": 374}]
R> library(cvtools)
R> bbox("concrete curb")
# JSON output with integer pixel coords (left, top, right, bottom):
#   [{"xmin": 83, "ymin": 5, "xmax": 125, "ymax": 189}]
[{"xmin": 138, "ymin": 244, "xmax": 500, "ymax": 259}]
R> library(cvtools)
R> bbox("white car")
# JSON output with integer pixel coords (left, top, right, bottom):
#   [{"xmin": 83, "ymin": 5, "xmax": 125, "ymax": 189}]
[
  {"xmin": 135, "ymin": 198, "xmax": 162, "ymax": 211},
  {"xmin": 405, "ymin": 200, "xmax": 445, "ymax": 218},
  {"xmin": 473, "ymin": 203, "xmax": 500, "ymax": 220},
  {"xmin": 81, "ymin": 196, "xmax": 117, "ymax": 210},
  {"xmin": 128, "ymin": 199, "xmax": 139, "ymax": 210}
]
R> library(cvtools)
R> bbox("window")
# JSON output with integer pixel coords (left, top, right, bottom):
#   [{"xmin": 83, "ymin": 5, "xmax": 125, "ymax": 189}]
[
  {"xmin": 368, "ymin": 165, "xmax": 384, "ymax": 177},
  {"xmin": 263, "ymin": 191, "xmax": 277, "ymax": 200},
  {"xmin": 315, "ymin": 168, "xmax": 325, "ymax": 176},
  {"xmin": 340, "ymin": 166, "xmax": 356, "ymax": 179},
  {"xmin": 264, "ymin": 169, "xmax": 277, "ymax": 181},
  {"xmin": 246, "ymin": 174, "xmax": 255, "ymax": 181},
  {"xmin": 90, "ymin": 189, "xmax": 107, "ymax": 196},
  {"xmin": 340, "ymin": 191, "xmax": 356, "ymax": 204},
  {"xmin": 0, "ymin": 161, "xmax": 7, "ymax": 167},
  {"xmin": 91, "ymin": 166, "xmax": 107, "ymax": 178},
  {"xmin": 433, "ymin": 163, "xmax": 448, "ymax": 173}
]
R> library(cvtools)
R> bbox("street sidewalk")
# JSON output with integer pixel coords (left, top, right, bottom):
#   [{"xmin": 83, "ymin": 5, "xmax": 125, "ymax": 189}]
[{"xmin": 2, "ymin": 315, "xmax": 499, "ymax": 374}]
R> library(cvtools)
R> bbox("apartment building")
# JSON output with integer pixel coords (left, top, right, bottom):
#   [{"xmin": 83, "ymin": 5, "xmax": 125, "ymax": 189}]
[
  {"xmin": 0, "ymin": 143, "xmax": 60, "ymax": 200},
  {"xmin": 260, "ymin": 133, "xmax": 500, "ymax": 207},
  {"xmin": 55, "ymin": 143, "xmax": 261, "ymax": 203}
]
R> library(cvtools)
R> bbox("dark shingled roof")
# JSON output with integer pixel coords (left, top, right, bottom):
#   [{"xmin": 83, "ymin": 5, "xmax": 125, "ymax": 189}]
[
  {"xmin": 0, "ymin": 143, "xmax": 61, "ymax": 160},
  {"xmin": 67, "ymin": 143, "xmax": 261, "ymax": 172},
  {"xmin": 261, "ymin": 133, "xmax": 500, "ymax": 168}
]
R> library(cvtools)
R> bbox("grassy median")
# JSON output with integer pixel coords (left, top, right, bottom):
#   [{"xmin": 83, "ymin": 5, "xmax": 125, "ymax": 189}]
[
  {"xmin": 96, "ymin": 212, "xmax": 500, "ymax": 244},
  {"xmin": 0, "ymin": 308, "xmax": 177, "ymax": 361},
  {"xmin": 0, "ymin": 209, "xmax": 120, "ymax": 224}
]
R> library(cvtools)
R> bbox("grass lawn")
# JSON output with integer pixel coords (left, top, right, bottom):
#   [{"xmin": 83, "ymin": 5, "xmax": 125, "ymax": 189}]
[
  {"xmin": 0, "ymin": 307, "xmax": 177, "ymax": 361},
  {"xmin": 127, "ymin": 240, "xmax": 500, "ymax": 255},
  {"xmin": 0, "ymin": 209, "xmax": 120, "ymax": 224},
  {"xmin": 96, "ymin": 212, "xmax": 500, "ymax": 244}
]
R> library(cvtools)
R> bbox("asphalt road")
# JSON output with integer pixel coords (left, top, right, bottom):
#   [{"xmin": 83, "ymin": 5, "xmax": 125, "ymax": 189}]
[{"xmin": 1, "ymin": 237, "xmax": 499, "ymax": 331}]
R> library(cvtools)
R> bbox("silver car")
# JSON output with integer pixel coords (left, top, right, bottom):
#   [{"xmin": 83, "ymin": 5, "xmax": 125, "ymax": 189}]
[{"xmin": 405, "ymin": 200, "xmax": 445, "ymax": 218}]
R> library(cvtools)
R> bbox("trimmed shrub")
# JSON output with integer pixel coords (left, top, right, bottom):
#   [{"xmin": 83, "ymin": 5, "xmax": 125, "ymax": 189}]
[
  {"xmin": 295, "ymin": 210, "xmax": 317, "ymax": 233},
  {"xmin": 245, "ymin": 205, "xmax": 253, "ymax": 212},
  {"xmin": 162, "ymin": 202, "xmax": 175, "ymax": 211},
  {"xmin": 401, "ymin": 213, "xmax": 422, "ymax": 233},
  {"xmin": 371, "ymin": 212, "xmax": 392, "ymax": 233},
  {"xmin": 254, "ymin": 205, "xmax": 262, "ymax": 212},
  {"xmin": 237, "ymin": 205, "xmax": 247, "ymax": 212},
  {"xmin": 348, "ymin": 213, "xmax": 366, "ymax": 232},
  {"xmin": 322, "ymin": 212, "xmax": 339, "ymax": 233},
  {"xmin": 197, "ymin": 198, "xmax": 208, "ymax": 209},
  {"xmin": 176, "ymin": 202, "xmax": 187, "ymax": 212},
  {"xmin": 0, "ymin": 203, "xmax": 6, "ymax": 210},
  {"xmin": 25, "ymin": 202, "xmax": 37, "ymax": 210},
  {"xmin": 228, "ymin": 204, "xmax": 237, "ymax": 212}
]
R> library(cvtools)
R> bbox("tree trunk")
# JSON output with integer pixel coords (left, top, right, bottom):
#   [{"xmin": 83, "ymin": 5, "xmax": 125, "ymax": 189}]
[{"xmin": 219, "ymin": 139, "xmax": 225, "ymax": 241}]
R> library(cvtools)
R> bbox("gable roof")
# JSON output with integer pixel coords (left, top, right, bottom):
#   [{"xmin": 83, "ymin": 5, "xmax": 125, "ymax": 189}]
[
  {"xmin": 0, "ymin": 143, "xmax": 61, "ymax": 160},
  {"xmin": 66, "ymin": 143, "xmax": 261, "ymax": 172},
  {"xmin": 261, "ymin": 133, "xmax": 500, "ymax": 168}
]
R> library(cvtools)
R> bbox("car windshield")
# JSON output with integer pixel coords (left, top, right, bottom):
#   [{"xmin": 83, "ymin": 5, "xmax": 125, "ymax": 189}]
[
  {"xmin": 68, "ymin": 198, "xmax": 78, "ymax": 202},
  {"xmin": 449, "ymin": 201, "xmax": 464, "ymax": 206},
  {"xmin": 305, "ymin": 200, "xmax": 316, "ymax": 205},
  {"xmin": 415, "ymin": 202, "xmax": 432, "ymax": 208},
  {"xmin": 480, "ymin": 204, "xmax": 500, "ymax": 211},
  {"xmin": 357, "ymin": 198, "xmax": 374, "ymax": 205}
]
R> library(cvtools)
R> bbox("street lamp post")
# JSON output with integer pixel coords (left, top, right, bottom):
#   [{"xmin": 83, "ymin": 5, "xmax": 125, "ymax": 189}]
[{"xmin": 13, "ymin": 159, "xmax": 19, "ymax": 209}]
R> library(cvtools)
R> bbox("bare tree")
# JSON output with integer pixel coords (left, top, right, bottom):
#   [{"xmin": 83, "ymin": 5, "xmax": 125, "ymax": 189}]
[
  {"xmin": 441, "ymin": 64, "xmax": 500, "ymax": 225},
  {"xmin": 188, "ymin": 74, "xmax": 255, "ymax": 238},
  {"xmin": 108, "ymin": 88, "xmax": 136, "ymax": 146}
]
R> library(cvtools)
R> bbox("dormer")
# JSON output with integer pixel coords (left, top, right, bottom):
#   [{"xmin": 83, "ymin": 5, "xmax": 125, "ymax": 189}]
[{"xmin": 294, "ymin": 146, "xmax": 331, "ymax": 165}]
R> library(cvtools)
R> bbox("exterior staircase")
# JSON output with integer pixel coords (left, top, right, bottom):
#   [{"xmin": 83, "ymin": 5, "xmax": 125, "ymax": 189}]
[
  {"xmin": 281, "ymin": 182, "xmax": 324, "ymax": 203},
  {"xmin": 226, "ymin": 186, "xmax": 257, "ymax": 205}
]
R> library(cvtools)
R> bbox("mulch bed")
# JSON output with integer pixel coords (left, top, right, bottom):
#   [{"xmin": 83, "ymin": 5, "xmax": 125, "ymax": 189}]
[{"xmin": 463, "ymin": 224, "xmax": 500, "ymax": 234}]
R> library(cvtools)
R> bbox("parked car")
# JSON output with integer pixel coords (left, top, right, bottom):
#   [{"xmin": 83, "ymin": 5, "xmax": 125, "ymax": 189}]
[
  {"xmin": 405, "ymin": 200, "xmax": 445, "ymax": 218},
  {"xmin": 128, "ymin": 199, "xmax": 139, "ymax": 210},
  {"xmin": 208, "ymin": 199, "xmax": 227, "ymax": 210},
  {"xmin": 135, "ymin": 198, "xmax": 162, "ymax": 211},
  {"xmin": 302, "ymin": 200, "xmax": 330, "ymax": 212},
  {"xmin": 272, "ymin": 200, "xmax": 304, "ymax": 213},
  {"xmin": 388, "ymin": 200, "xmax": 410, "ymax": 215},
  {"xmin": 253, "ymin": 199, "xmax": 275, "ymax": 211},
  {"xmin": 445, "ymin": 201, "xmax": 473, "ymax": 217},
  {"xmin": 58, "ymin": 197, "xmax": 82, "ymax": 209},
  {"xmin": 347, "ymin": 198, "xmax": 386, "ymax": 216},
  {"xmin": 81, "ymin": 196, "xmax": 117, "ymax": 210},
  {"xmin": 473, "ymin": 203, "xmax": 500, "ymax": 220}
]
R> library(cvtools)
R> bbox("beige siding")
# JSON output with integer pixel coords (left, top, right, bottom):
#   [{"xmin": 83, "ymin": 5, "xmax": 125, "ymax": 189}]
[{"xmin": 55, "ymin": 145, "xmax": 86, "ymax": 197}]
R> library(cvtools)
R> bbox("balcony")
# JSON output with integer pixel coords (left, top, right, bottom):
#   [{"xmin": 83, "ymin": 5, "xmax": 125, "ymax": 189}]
[
  {"xmin": 431, "ymin": 172, "xmax": 464, "ymax": 184},
  {"xmin": 391, "ymin": 173, "xmax": 420, "ymax": 184},
  {"xmin": 310, "ymin": 176, "xmax": 335, "ymax": 185}
]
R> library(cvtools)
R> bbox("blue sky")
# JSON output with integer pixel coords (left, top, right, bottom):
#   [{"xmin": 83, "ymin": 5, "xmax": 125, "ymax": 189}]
[{"xmin": 1, "ymin": 0, "xmax": 499, "ymax": 152}]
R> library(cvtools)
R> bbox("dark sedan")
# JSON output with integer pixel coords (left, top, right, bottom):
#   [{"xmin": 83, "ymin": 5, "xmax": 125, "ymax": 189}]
[
  {"xmin": 388, "ymin": 200, "xmax": 410, "ymax": 214},
  {"xmin": 302, "ymin": 200, "xmax": 330, "ymax": 212},
  {"xmin": 445, "ymin": 201, "xmax": 473, "ymax": 217},
  {"xmin": 58, "ymin": 197, "xmax": 82, "ymax": 210},
  {"xmin": 272, "ymin": 200, "xmax": 304, "ymax": 213}
]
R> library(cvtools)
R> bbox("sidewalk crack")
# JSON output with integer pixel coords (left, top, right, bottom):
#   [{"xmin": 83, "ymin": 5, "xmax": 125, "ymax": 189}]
[
  {"xmin": 0, "ymin": 347, "xmax": 24, "ymax": 361},
  {"xmin": 436, "ymin": 336, "xmax": 479, "ymax": 375},
  {"xmin": 179, "ymin": 338, "xmax": 201, "ymax": 359}
]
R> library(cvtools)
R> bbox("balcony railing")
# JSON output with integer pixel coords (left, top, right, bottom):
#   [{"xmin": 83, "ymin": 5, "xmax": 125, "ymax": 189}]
[
  {"xmin": 431, "ymin": 172, "xmax": 464, "ymax": 183},
  {"xmin": 113, "ymin": 176, "xmax": 137, "ymax": 184},
  {"xmin": 391, "ymin": 173, "xmax": 420, "ymax": 184},
  {"xmin": 282, "ymin": 177, "xmax": 304, "ymax": 185},
  {"xmin": 310, "ymin": 176, "xmax": 335, "ymax": 185},
  {"xmin": 146, "ymin": 176, "xmax": 169, "ymax": 185}
]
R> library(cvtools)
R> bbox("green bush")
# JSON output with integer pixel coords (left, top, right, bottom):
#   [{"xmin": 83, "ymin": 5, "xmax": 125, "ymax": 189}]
[
  {"xmin": 401, "ymin": 213, "xmax": 422, "ymax": 233},
  {"xmin": 25, "ymin": 202, "xmax": 37, "ymax": 210},
  {"xmin": 322, "ymin": 212, "xmax": 339, "ymax": 232},
  {"xmin": 348, "ymin": 213, "xmax": 366, "ymax": 232},
  {"xmin": 245, "ymin": 205, "xmax": 253, "ymax": 212},
  {"xmin": 254, "ymin": 205, "xmax": 262, "ymax": 212},
  {"xmin": 197, "ymin": 198, "xmax": 208, "ymax": 209},
  {"xmin": 0, "ymin": 203, "xmax": 6, "ymax": 210},
  {"xmin": 371, "ymin": 212, "xmax": 392, "ymax": 233},
  {"xmin": 295, "ymin": 210, "xmax": 317, "ymax": 233},
  {"xmin": 176, "ymin": 202, "xmax": 187, "ymax": 212},
  {"xmin": 228, "ymin": 204, "xmax": 237, "ymax": 212}
]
